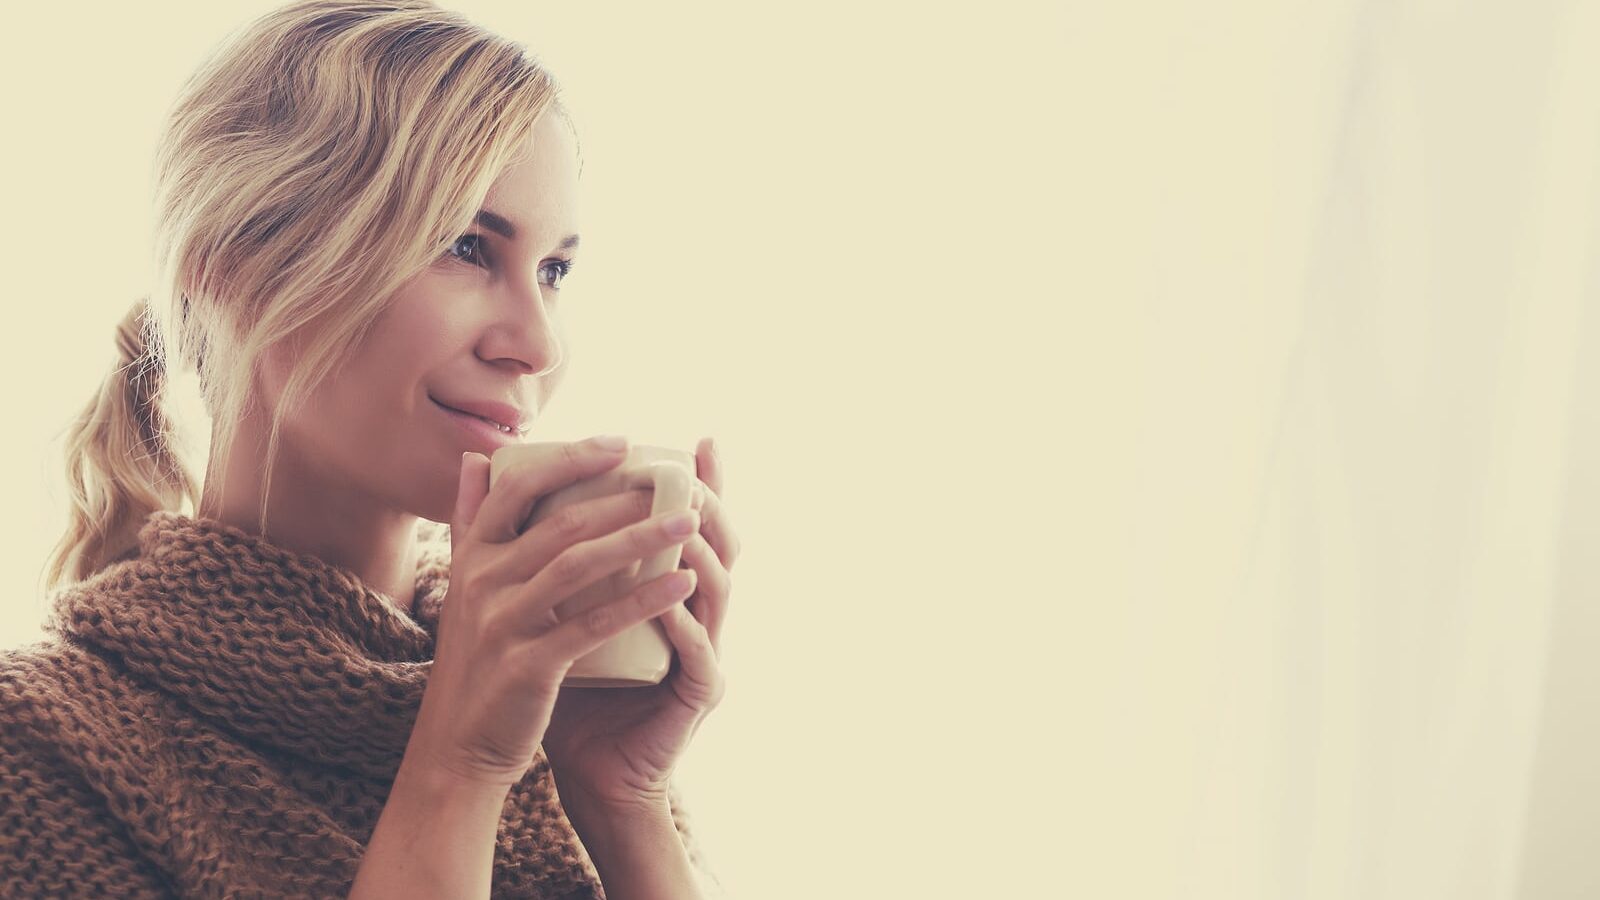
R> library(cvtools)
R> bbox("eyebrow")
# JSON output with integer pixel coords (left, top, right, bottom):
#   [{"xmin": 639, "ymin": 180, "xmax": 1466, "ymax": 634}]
[{"xmin": 475, "ymin": 209, "xmax": 580, "ymax": 251}]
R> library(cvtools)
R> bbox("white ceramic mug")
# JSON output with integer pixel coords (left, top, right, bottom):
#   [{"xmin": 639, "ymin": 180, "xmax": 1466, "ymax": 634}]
[{"xmin": 488, "ymin": 442, "xmax": 702, "ymax": 687}]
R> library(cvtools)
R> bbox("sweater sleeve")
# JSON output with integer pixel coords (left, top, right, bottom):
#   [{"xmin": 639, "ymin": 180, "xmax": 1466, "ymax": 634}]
[{"xmin": 0, "ymin": 647, "xmax": 175, "ymax": 899}]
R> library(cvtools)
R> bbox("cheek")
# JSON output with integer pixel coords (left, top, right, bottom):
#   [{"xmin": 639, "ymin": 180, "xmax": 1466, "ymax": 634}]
[
  {"xmin": 308, "ymin": 381, "xmax": 438, "ymax": 500},
  {"xmin": 285, "ymin": 347, "xmax": 420, "ymax": 462}
]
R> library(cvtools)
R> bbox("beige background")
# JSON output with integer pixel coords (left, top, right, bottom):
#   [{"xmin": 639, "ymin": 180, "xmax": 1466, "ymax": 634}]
[{"xmin": 4, "ymin": 1, "xmax": 1598, "ymax": 898}]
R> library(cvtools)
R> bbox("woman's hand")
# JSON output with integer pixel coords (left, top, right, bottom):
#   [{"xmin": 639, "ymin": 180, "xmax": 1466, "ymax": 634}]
[
  {"xmin": 406, "ymin": 437, "xmax": 705, "ymax": 789},
  {"xmin": 542, "ymin": 437, "xmax": 742, "ymax": 812}
]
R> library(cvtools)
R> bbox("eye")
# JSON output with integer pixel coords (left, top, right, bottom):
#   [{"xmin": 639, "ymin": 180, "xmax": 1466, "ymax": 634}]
[
  {"xmin": 541, "ymin": 258, "xmax": 575, "ymax": 290},
  {"xmin": 444, "ymin": 234, "xmax": 576, "ymax": 290},
  {"xmin": 444, "ymin": 233, "xmax": 489, "ymax": 268}
]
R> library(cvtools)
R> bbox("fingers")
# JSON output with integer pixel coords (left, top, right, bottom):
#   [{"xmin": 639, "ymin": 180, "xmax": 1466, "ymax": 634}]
[
  {"xmin": 659, "ymin": 601, "xmax": 724, "ymax": 710},
  {"xmin": 676, "ymin": 532, "xmax": 729, "ymax": 656},
  {"xmin": 692, "ymin": 440, "xmax": 741, "ymax": 570},
  {"xmin": 506, "ymin": 506, "xmax": 702, "ymax": 636},
  {"xmin": 472, "ymin": 437, "xmax": 631, "ymax": 545},
  {"xmin": 497, "ymin": 488, "xmax": 654, "ymax": 585},
  {"xmin": 452, "ymin": 452, "xmax": 491, "ymax": 549},
  {"xmin": 695, "ymin": 438, "xmax": 723, "ymax": 497},
  {"xmin": 538, "ymin": 568, "xmax": 699, "ymax": 665},
  {"xmin": 687, "ymin": 483, "xmax": 740, "ymax": 570}
]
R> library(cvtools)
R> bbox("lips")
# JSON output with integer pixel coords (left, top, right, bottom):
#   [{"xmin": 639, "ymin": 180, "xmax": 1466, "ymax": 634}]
[
  {"xmin": 430, "ymin": 396, "xmax": 528, "ymax": 435},
  {"xmin": 446, "ymin": 405, "xmax": 513, "ymax": 432},
  {"xmin": 434, "ymin": 401, "xmax": 527, "ymax": 452}
]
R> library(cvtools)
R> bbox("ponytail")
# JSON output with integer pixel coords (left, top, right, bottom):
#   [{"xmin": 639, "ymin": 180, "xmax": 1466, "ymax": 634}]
[
  {"xmin": 42, "ymin": 298, "xmax": 200, "ymax": 592},
  {"xmin": 37, "ymin": 0, "xmax": 565, "ymax": 590}
]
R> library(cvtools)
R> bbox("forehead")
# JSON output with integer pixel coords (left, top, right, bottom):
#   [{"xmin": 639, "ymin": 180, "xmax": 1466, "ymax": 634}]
[{"xmin": 480, "ymin": 113, "xmax": 580, "ymax": 241}]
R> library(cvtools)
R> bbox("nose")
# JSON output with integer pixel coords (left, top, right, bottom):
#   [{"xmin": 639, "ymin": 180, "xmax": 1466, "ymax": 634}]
[{"xmin": 476, "ymin": 280, "xmax": 564, "ymax": 376}]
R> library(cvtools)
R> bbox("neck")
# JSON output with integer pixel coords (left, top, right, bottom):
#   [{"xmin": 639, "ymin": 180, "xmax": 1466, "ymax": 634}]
[{"xmin": 197, "ymin": 436, "xmax": 421, "ymax": 616}]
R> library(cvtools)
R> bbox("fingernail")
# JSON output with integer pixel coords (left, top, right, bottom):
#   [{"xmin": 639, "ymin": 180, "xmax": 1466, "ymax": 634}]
[
  {"xmin": 664, "ymin": 509, "xmax": 698, "ymax": 536},
  {"xmin": 594, "ymin": 434, "xmax": 628, "ymax": 451}
]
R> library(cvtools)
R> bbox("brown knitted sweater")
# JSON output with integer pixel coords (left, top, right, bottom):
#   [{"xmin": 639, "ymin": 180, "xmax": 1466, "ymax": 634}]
[{"xmin": 0, "ymin": 511, "xmax": 720, "ymax": 898}]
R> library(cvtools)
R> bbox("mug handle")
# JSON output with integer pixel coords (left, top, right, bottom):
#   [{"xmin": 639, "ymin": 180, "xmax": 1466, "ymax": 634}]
[{"xmin": 621, "ymin": 460, "xmax": 700, "ymax": 585}]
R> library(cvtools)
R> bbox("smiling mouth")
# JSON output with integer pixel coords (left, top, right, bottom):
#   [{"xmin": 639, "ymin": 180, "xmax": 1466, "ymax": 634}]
[{"xmin": 432, "ymin": 399, "xmax": 523, "ymax": 435}]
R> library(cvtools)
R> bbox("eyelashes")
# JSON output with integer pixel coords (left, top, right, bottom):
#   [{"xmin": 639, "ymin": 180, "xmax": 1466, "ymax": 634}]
[{"xmin": 444, "ymin": 233, "xmax": 575, "ymax": 288}]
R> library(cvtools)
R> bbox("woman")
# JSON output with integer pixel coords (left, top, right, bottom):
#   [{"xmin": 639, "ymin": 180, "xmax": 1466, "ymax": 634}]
[{"xmin": 0, "ymin": 1, "xmax": 740, "ymax": 897}]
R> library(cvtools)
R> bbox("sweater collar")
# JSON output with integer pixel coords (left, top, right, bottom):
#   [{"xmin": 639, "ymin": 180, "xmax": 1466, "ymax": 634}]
[{"xmin": 45, "ymin": 511, "xmax": 456, "ymax": 781}]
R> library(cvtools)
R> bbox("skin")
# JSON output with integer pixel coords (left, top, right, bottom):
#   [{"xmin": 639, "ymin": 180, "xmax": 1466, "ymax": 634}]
[
  {"xmin": 196, "ymin": 107, "xmax": 739, "ymax": 643},
  {"xmin": 198, "ymin": 111, "xmax": 581, "ymax": 614},
  {"xmin": 197, "ymin": 107, "xmax": 744, "ymax": 879}
]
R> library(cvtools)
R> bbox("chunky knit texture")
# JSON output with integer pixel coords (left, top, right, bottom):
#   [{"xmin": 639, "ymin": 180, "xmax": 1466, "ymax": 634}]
[{"xmin": 0, "ymin": 511, "xmax": 720, "ymax": 898}]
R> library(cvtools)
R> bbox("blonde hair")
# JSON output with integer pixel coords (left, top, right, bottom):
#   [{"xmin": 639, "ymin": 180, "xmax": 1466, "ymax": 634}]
[{"xmin": 44, "ymin": 0, "xmax": 577, "ymax": 592}]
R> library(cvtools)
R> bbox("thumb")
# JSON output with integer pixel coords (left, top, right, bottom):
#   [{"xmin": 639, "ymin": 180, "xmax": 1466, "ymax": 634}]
[{"xmin": 451, "ymin": 451, "xmax": 491, "ymax": 547}]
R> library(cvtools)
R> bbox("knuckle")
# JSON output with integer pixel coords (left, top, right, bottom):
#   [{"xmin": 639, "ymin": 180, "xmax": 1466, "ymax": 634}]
[
  {"xmin": 561, "ymin": 442, "xmax": 585, "ymax": 466},
  {"xmin": 450, "ymin": 567, "xmax": 484, "ymax": 600},
  {"xmin": 501, "ymin": 597, "xmax": 560, "ymax": 636},
  {"xmin": 549, "ymin": 505, "xmax": 586, "ymax": 538},
  {"xmin": 548, "ymin": 548, "xmax": 587, "ymax": 586},
  {"xmin": 534, "ymin": 605, "xmax": 562, "ymax": 632},
  {"xmin": 582, "ymin": 603, "xmax": 616, "ymax": 637},
  {"xmin": 477, "ymin": 606, "xmax": 516, "ymax": 648}
]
